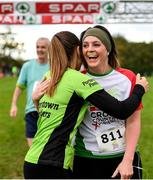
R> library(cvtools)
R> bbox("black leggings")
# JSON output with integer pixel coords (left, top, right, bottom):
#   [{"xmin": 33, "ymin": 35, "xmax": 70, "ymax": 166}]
[
  {"xmin": 24, "ymin": 161, "xmax": 72, "ymax": 179},
  {"xmin": 73, "ymin": 152, "xmax": 142, "ymax": 179}
]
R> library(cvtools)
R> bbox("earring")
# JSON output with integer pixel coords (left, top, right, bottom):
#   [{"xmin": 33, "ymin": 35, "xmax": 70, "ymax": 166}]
[{"xmin": 107, "ymin": 52, "xmax": 109, "ymax": 56}]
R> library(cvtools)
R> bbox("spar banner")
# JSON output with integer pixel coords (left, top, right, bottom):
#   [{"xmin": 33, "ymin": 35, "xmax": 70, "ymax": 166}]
[{"xmin": 0, "ymin": 1, "xmax": 116, "ymax": 24}]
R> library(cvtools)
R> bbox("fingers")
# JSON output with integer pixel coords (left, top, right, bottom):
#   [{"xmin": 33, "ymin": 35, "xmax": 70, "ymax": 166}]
[
  {"xmin": 136, "ymin": 73, "xmax": 146, "ymax": 82},
  {"xmin": 112, "ymin": 172, "xmax": 132, "ymax": 180},
  {"xmin": 41, "ymin": 80, "xmax": 50, "ymax": 93},
  {"xmin": 121, "ymin": 174, "xmax": 132, "ymax": 180},
  {"xmin": 32, "ymin": 79, "xmax": 50, "ymax": 101},
  {"xmin": 136, "ymin": 73, "xmax": 149, "ymax": 93},
  {"xmin": 136, "ymin": 73, "xmax": 140, "ymax": 80},
  {"xmin": 40, "ymin": 77, "xmax": 47, "ymax": 83},
  {"xmin": 10, "ymin": 111, "xmax": 17, "ymax": 118},
  {"xmin": 36, "ymin": 79, "xmax": 50, "ymax": 92},
  {"xmin": 112, "ymin": 169, "xmax": 119, "ymax": 178},
  {"xmin": 10, "ymin": 107, "xmax": 17, "ymax": 118},
  {"xmin": 112, "ymin": 168, "xmax": 133, "ymax": 179},
  {"xmin": 40, "ymin": 79, "xmax": 50, "ymax": 89},
  {"xmin": 141, "ymin": 76, "xmax": 146, "ymax": 81}
]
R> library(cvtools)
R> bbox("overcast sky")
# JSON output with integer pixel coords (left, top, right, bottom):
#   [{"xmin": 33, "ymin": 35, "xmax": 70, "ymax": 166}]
[{"xmin": 1, "ymin": 23, "xmax": 153, "ymax": 60}]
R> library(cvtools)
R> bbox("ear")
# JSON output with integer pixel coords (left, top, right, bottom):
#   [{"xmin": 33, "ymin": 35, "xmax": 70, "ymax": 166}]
[{"xmin": 77, "ymin": 46, "xmax": 80, "ymax": 56}]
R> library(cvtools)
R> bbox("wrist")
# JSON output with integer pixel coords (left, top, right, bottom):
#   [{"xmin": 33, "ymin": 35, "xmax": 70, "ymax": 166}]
[
  {"xmin": 11, "ymin": 103, "xmax": 17, "ymax": 107},
  {"xmin": 122, "ymin": 156, "xmax": 134, "ymax": 163}
]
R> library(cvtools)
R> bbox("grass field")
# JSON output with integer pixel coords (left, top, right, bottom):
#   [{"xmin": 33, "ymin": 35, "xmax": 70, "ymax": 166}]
[{"xmin": 0, "ymin": 76, "xmax": 153, "ymax": 178}]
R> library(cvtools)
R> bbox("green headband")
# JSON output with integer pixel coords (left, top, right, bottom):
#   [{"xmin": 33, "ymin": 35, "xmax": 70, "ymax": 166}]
[{"xmin": 82, "ymin": 28, "xmax": 112, "ymax": 52}]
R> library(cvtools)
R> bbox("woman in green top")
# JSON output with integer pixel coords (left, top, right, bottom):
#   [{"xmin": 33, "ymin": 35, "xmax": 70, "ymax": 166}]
[{"xmin": 24, "ymin": 31, "xmax": 148, "ymax": 179}]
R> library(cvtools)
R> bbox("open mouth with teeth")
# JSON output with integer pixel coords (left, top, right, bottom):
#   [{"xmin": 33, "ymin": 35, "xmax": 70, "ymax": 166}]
[
  {"xmin": 88, "ymin": 57, "xmax": 98, "ymax": 59},
  {"xmin": 87, "ymin": 52, "xmax": 98, "ymax": 59}
]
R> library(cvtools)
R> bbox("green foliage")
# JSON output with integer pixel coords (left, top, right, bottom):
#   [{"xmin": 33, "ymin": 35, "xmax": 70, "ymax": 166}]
[
  {"xmin": 0, "ymin": 26, "xmax": 24, "ymax": 58},
  {"xmin": 0, "ymin": 77, "xmax": 153, "ymax": 178},
  {"xmin": 0, "ymin": 56, "xmax": 24, "ymax": 68},
  {"xmin": 0, "ymin": 26, "xmax": 25, "ymax": 72},
  {"xmin": 114, "ymin": 36, "xmax": 153, "ymax": 75}
]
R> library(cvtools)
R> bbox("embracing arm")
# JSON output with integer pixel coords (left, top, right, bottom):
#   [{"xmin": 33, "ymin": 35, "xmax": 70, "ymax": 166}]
[
  {"xmin": 86, "ymin": 73, "xmax": 148, "ymax": 119},
  {"xmin": 86, "ymin": 84, "xmax": 144, "ymax": 119}
]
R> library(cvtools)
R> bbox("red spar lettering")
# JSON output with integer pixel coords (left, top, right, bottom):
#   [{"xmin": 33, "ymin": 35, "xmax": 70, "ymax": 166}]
[
  {"xmin": 36, "ymin": 2, "xmax": 100, "ymax": 14},
  {"xmin": 0, "ymin": 15, "xmax": 23, "ymax": 24},
  {"xmin": 42, "ymin": 14, "xmax": 93, "ymax": 24},
  {"xmin": 62, "ymin": 14, "xmax": 93, "ymax": 24},
  {"xmin": 52, "ymin": 14, "xmax": 93, "ymax": 24}
]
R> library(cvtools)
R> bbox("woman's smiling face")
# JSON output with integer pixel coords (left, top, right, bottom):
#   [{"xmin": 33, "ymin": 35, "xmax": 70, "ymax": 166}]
[{"xmin": 82, "ymin": 36, "xmax": 108, "ymax": 69}]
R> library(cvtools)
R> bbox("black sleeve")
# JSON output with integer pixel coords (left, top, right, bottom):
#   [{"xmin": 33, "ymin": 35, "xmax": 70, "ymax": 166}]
[{"xmin": 86, "ymin": 84, "xmax": 145, "ymax": 119}]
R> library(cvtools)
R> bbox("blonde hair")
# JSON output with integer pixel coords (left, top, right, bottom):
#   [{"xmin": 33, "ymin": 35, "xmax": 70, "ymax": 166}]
[
  {"xmin": 47, "ymin": 31, "xmax": 80, "ymax": 97},
  {"xmin": 37, "ymin": 37, "xmax": 50, "ymax": 44}
]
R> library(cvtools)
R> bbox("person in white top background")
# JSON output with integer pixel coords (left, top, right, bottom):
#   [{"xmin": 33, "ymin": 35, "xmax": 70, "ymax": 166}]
[{"xmin": 73, "ymin": 25, "xmax": 144, "ymax": 179}]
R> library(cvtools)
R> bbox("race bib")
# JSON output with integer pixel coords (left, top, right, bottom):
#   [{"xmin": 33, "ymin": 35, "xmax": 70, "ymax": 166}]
[{"xmin": 96, "ymin": 126, "xmax": 125, "ymax": 152}]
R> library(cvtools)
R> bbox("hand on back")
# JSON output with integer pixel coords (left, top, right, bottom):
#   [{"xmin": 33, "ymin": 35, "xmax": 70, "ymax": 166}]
[
  {"xmin": 32, "ymin": 79, "xmax": 50, "ymax": 101},
  {"xmin": 136, "ymin": 73, "xmax": 149, "ymax": 93}
]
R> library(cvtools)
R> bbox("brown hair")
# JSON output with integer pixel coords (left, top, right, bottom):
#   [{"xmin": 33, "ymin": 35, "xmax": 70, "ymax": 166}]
[
  {"xmin": 80, "ymin": 25, "xmax": 120, "ymax": 69},
  {"xmin": 47, "ymin": 31, "xmax": 80, "ymax": 97}
]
